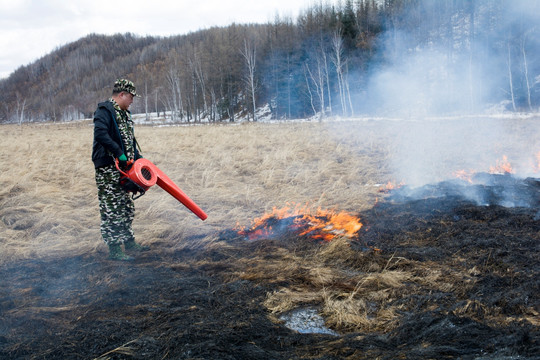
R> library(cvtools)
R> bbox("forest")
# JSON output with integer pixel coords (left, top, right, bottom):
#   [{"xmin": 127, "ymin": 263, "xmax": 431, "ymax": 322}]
[{"xmin": 0, "ymin": 0, "xmax": 539, "ymax": 123}]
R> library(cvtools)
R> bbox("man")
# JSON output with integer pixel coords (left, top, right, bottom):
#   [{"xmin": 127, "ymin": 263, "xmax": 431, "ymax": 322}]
[{"xmin": 92, "ymin": 79, "xmax": 149, "ymax": 261}]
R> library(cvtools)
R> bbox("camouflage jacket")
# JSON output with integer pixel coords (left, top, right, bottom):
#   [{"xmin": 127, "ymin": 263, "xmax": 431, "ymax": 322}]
[{"xmin": 92, "ymin": 100, "xmax": 141, "ymax": 169}]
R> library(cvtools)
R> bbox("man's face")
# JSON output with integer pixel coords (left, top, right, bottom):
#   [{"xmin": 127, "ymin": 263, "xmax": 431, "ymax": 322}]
[{"xmin": 117, "ymin": 91, "xmax": 134, "ymax": 110}]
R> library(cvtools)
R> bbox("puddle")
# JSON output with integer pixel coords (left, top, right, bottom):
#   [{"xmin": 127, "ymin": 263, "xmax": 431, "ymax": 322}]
[{"xmin": 280, "ymin": 307, "xmax": 339, "ymax": 336}]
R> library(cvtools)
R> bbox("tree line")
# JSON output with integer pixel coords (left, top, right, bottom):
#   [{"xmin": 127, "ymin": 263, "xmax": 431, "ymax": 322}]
[{"xmin": 1, "ymin": 0, "xmax": 538, "ymax": 123}]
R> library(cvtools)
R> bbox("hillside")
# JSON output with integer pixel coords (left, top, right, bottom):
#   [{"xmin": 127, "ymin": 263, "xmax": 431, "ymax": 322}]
[{"xmin": 1, "ymin": 0, "xmax": 539, "ymax": 124}]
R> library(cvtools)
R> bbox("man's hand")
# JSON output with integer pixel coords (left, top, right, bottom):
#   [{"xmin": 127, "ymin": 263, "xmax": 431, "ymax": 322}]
[{"xmin": 118, "ymin": 154, "xmax": 128, "ymax": 169}]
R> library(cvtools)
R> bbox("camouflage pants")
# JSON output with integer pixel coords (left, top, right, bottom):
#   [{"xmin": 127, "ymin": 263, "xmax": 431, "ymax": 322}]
[{"xmin": 95, "ymin": 164, "xmax": 135, "ymax": 245}]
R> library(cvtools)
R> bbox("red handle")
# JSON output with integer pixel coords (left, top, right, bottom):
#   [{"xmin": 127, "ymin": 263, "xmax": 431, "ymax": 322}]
[{"xmin": 114, "ymin": 158, "xmax": 133, "ymax": 177}]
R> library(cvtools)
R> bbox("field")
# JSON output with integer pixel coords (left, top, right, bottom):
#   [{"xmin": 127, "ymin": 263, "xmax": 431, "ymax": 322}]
[{"xmin": 0, "ymin": 118, "xmax": 539, "ymax": 359}]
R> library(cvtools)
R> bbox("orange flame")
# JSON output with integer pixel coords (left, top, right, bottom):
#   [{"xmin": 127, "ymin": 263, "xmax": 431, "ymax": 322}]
[
  {"xmin": 489, "ymin": 155, "xmax": 514, "ymax": 174},
  {"xmin": 378, "ymin": 181, "xmax": 404, "ymax": 193},
  {"xmin": 454, "ymin": 155, "xmax": 518, "ymax": 181},
  {"xmin": 453, "ymin": 169, "xmax": 475, "ymax": 183},
  {"xmin": 236, "ymin": 203, "xmax": 363, "ymax": 242}
]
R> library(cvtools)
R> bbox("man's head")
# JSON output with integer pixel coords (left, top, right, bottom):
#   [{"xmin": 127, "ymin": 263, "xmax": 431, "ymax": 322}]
[{"xmin": 112, "ymin": 79, "xmax": 139, "ymax": 110}]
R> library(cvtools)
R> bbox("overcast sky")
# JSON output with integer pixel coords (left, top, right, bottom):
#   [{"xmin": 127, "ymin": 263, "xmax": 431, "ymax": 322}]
[{"xmin": 0, "ymin": 0, "xmax": 317, "ymax": 79}]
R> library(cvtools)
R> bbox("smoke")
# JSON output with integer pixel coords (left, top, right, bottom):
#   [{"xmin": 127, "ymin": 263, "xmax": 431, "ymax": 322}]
[
  {"xmin": 363, "ymin": 41, "xmax": 499, "ymax": 117},
  {"xmin": 380, "ymin": 113, "xmax": 540, "ymax": 189},
  {"xmin": 340, "ymin": 1, "xmax": 540, "ymax": 190},
  {"xmin": 357, "ymin": 4, "xmax": 516, "ymax": 117}
]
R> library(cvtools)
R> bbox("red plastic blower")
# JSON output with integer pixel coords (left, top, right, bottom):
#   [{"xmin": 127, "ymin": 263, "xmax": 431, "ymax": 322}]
[{"xmin": 115, "ymin": 158, "xmax": 207, "ymax": 221}]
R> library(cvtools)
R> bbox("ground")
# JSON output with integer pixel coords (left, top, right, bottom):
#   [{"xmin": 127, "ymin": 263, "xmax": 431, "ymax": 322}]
[{"xmin": 1, "ymin": 175, "xmax": 538, "ymax": 359}]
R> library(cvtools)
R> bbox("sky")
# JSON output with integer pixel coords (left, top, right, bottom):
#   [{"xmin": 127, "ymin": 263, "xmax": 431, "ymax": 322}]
[{"xmin": 0, "ymin": 0, "xmax": 315, "ymax": 79}]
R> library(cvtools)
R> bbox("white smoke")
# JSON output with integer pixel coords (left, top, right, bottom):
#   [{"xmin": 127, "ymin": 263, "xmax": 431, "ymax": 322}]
[{"xmin": 343, "ymin": 1, "xmax": 540, "ymax": 188}]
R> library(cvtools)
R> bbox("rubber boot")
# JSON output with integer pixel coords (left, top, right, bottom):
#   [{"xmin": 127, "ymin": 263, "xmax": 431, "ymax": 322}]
[
  {"xmin": 124, "ymin": 239, "xmax": 150, "ymax": 252},
  {"xmin": 108, "ymin": 243, "xmax": 134, "ymax": 261}
]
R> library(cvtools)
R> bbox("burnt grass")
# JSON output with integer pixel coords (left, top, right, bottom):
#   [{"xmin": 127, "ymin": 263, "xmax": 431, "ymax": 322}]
[{"xmin": 1, "ymin": 176, "xmax": 539, "ymax": 359}]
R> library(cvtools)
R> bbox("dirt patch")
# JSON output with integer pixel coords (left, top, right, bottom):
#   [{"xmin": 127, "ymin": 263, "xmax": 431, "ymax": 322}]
[{"xmin": 0, "ymin": 177, "xmax": 539, "ymax": 359}]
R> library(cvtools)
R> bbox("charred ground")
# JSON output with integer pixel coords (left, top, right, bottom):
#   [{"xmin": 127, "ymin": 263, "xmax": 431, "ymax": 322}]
[{"xmin": 1, "ymin": 175, "xmax": 538, "ymax": 359}]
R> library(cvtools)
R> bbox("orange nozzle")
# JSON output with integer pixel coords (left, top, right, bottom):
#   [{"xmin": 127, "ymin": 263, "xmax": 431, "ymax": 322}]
[{"xmin": 117, "ymin": 158, "xmax": 207, "ymax": 221}]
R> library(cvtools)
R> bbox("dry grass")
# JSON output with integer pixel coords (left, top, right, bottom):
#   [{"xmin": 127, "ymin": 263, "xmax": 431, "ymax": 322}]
[
  {"xmin": 260, "ymin": 235, "xmax": 418, "ymax": 333},
  {"xmin": 0, "ymin": 120, "xmax": 392, "ymax": 263},
  {"xmin": 1, "ymin": 116, "xmax": 539, "ymax": 334}
]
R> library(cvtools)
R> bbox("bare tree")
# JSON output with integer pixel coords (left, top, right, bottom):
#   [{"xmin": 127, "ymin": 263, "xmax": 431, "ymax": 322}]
[
  {"xmin": 189, "ymin": 48, "xmax": 209, "ymax": 120},
  {"xmin": 321, "ymin": 41, "xmax": 333, "ymax": 116},
  {"xmin": 520, "ymin": 30, "xmax": 533, "ymax": 111},
  {"xmin": 331, "ymin": 31, "xmax": 353, "ymax": 116},
  {"xmin": 304, "ymin": 50, "xmax": 328, "ymax": 120},
  {"xmin": 153, "ymin": 86, "xmax": 162, "ymax": 118},
  {"xmin": 304, "ymin": 63, "xmax": 317, "ymax": 117},
  {"xmin": 165, "ymin": 66, "xmax": 184, "ymax": 122},
  {"xmin": 241, "ymin": 38, "xmax": 258, "ymax": 121},
  {"xmin": 210, "ymin": 88, "xmax": 217, "ymax": 122},
  {"xmin": 506, "ymin": 42, "xmax": 517, "ymax": 112},
  {"xmin": 137, "ymin": 64, "xmax": 152, "ymax": 122},
  {"xmin": 16, "ymin": 92, "xmax": 26, "ymax": 125},
  {"xmin": 344, "ymin": 62, "xmax": 354, "ymax": 117}
]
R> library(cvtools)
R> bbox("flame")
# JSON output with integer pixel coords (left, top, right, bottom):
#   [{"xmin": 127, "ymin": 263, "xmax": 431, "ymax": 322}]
[
  {"xmin": 236, "ymin": 203, "xmax": 363, "ymax": 242},
  {"xmin": 489, "ymin": 155, "xmax": 514, "ymax": 174},
  {"xmin": 454, "ymin": 155, "xmax": 518, "ymax": 182},
  {"xmin": 378, "ymin": 181, "xmax": 404, "ymax": 193},
  {"xmin": 453, "ymin": 169, "xmax": 474, "ymax": 183}
]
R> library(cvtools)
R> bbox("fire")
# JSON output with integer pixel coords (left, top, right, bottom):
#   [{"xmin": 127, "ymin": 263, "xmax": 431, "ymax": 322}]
[
  {"xmin": 454, "ymin": 155, "xmax": 519, "ymax": 182},
  {"xmin": 378, "ymin": 181, "xmax": 404, "ymax": 193},
  {"xmin": 489, "ymin": 155, "xmax": 514, "ymax": 174},
  {"xmin": 236, "ymin": 203, "xmax": 363, "ymax": 242},
  {"xmin": 453, "ymin": 169, "xmax": 475, "ymax": 183}
]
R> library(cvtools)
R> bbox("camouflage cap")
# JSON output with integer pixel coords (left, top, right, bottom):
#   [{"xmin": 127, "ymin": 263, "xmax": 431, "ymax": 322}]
[{"xmin": 113, "ymin": 79, "xmax": 140, "ymax": 97}]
